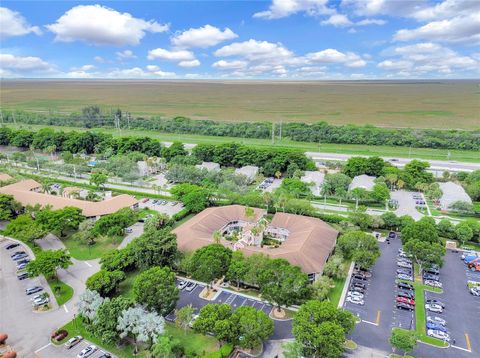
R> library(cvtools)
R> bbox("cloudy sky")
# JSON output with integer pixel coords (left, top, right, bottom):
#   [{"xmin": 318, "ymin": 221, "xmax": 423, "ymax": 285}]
[{"xmin": 1, "ymin": 0, "xmax": 479, "ymax": 79}]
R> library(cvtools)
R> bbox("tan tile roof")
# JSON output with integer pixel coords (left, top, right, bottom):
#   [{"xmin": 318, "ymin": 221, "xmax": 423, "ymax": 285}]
[
  {"xmin": 0, "ymin": 179, "xmax": 138, "ymax": 217},
  {"xmin": 172, "ymin": 205, "xmax": 338, "ymax": 274},
  {"xmin": 0, "ymin": 173, "xmax": 13, "ymax": 181}
]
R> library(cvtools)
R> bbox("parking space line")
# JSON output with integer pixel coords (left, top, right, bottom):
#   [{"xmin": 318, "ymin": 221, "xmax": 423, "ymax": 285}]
[
  {"xmin": 239, "ymin": 298, "xmax": 247, "ymax": 306},
  {"xmin": 451, "ymin": 345, "xmax": 472, "ymax": 353},
  {"xmin": 361, "ymin": 319, "xmax": 378, "ymax": 326},
  {"xmin": 84, "ymin": 261, "xmax": 92, "ymax": 267},
  {"xmin": 63, "ymin": 304, "xmax": 69, "ymax": 313},
  {"xmin": 465, "ymin": 333, "xmax": 472, "ymax": 352},
  {"xmin": 34, "ymin": 342, "xmax": 51, "ymax": 353},
  {"xmin": 375, "ymin": 310, "xmax": 381, "ymax": 325}
]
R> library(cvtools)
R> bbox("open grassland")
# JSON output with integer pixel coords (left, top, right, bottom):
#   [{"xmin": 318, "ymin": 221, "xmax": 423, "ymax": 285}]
[
  {"xmin": 6, "ymin": 123, "xmax": 480, "ymax": 163},
  {"xmin": 1, "ymin": 79, "xmax": 479, "ymax": 130}
]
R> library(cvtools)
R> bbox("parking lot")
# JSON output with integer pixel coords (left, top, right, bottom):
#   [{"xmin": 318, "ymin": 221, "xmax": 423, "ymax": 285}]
[
  {"xmin": 36, "ymin": 339, "xmax": 114, "ymax": 358},
  {"xmin": 424, "ymin": 249, "xmax": 480, "ymax": 352},
  {"xmin": 171, "ymin": 278, "xmax": 293, "ymax": 340},
  {"xmin": 138, "ymin": 198, "xmax": 184, "ymax": 217}
]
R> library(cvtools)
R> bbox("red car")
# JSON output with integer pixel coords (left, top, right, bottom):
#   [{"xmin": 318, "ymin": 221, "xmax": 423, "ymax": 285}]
[
  {"xmin": 396, "ymin": 296, "xmax": 415, "ymax": 305},
  {"xmin": 141, "ymin": 198, "xmax": 150, "ymax": 203}
]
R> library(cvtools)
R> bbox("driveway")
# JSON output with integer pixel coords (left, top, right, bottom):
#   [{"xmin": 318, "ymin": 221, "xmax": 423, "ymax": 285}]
[
  {"xmin": 391, "ymin": 190, "xmax": 424, "ymax": 221},
  {"xmin": 118, "ymin": 222, "xmax": 144, "ymax": 249},
  {"xmin": 35, "ymin": 339, "xmax": 115, "ymax": 358}
]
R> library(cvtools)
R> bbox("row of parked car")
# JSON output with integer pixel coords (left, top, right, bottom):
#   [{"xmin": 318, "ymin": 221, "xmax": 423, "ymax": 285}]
[
  {"xmin": 412, "ymin": 193, "xmax": 426, "ymax": 206},
  {"xmin": 425, "ymin": 298, "xmax": 450, "ymax": 341},
  {"xmin": 5, "ymin": 242, "xmax": 51, "ymax": 308},
  {"xmin": 346, "ymin": 265, "xmax": 371, "ymax": 306},
  {"xmin": 64, "ymin": 336, "xmax": 111, "ymax": 358},
  {"xmin": 177, "ymin": 279, "xmax": 197, "ymax": 292}
]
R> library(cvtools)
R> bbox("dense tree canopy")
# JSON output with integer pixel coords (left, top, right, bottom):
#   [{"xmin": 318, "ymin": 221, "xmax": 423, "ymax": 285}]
[
  {"xmin": 86, "ymin": 269, "xmax": 126, "ymax": 297},
  {"xmin": 27, "ymin": 249, "xmax": 72, "ymax": 279},
  {"xmin": 337, "ymin": 231, "xmax": 380, "ymax": 269},
  {"xmin": 188, "ymin": 244, "xmax": 232, "ymax": 282}
]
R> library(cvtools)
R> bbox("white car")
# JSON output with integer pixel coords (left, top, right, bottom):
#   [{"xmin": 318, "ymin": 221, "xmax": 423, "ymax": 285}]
[
  {"xmin": 33, "ymin": 297, "xmax": 49, "ymax": 306},
  {"xmin": 397, "ymin": 261, "xmax": 412, "ymax": 269},
  {"xmin": 77, "ymin": 345, "xmax": 98, "ymax": 358},
  {"xmin": 470, "ymin": 287, "xmax": 480, "ymax": 296},
  {"xmin": 177, "ymin": 280, "xmax": 188, "ymax": 290},
  {"xmin": 427, "ymin": 329, "xmax": 450, "ymax": 341},
  {"xmin": 425, "ymin": 280, "xmax": 443, "ymax": 288},
  {"xmin": 188, "ymin": 314, "xmax": 199, "ymax": 328},
  {"xmin": 427, "ymin": 316, "xmax": 447, "ymax": 326},
  {"xmin": 461, "ymin": 251, "xmax": 476, "ymax": 260},
  {"xmin": 346, "ymin": 296, "xmax": 364, "ymax": 305},
  {"xmin": 397, "ymin": 274, "xmax": 413, "ymax": 281},
  {"xmin": 425, "ymin": 303, "xmax": 443, "ymax": 313},
  {"xmin": 347, "ymin": 291, "xmax": 364, "ymax": 299}
]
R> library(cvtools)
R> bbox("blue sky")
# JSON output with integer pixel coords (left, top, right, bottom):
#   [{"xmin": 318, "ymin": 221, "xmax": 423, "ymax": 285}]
[{"xmin": 1, "ymin": 0, "xmax": 479, "ymax": 79}]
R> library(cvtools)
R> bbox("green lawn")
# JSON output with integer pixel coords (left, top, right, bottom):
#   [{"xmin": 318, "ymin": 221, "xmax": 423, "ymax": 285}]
[
  {"xmin": 328, "ymin": 260, "xmax": 352, "ymax": 307},
  {"xmin": 165, "ymin": 324, "xmax": 219, "ymax": 356},
  {"xmin": 47, "ymin": 278, "xmax": 74, "ymax": 306},
  {"xmin": 63, "ymin": 234, "xmax": 123, "ymax": 260},
  {"xmin": 6, "ymin": 123, "xmax": 480, "ymax": 163},
  {"xmin": 58, "ymin": 316, "xmax": 219, "ymax": 358}
]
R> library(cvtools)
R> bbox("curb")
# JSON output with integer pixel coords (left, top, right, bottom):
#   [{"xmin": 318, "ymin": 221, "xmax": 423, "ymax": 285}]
[{"xmin": 338, "ymin": 261, "xmax": 355, "ymax": 308}]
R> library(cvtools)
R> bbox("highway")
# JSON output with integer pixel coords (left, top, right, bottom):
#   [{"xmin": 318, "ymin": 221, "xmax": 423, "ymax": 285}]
[{"xmin": 306, "ymin": 152, "xmax": 480, "ymax": 173}]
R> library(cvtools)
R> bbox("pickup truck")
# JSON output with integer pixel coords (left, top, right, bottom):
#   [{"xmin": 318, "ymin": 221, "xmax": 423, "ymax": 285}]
[
  {"xmin": 464, "ymin": 255, "xmax": 479, "ymax": 264},
  {"xmin": 468, "ymin": 259, "xmax": 480, "ymax": 272}
]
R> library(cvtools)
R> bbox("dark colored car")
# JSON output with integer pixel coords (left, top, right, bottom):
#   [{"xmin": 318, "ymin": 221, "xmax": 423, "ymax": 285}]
[
  {"xmin": 388, "ymin": 231, "xmax": 396, "ymax": 239},
  {"xmin": 397, "ymin": 282, "xmax": 414, "ymax": 291},
  {"xmin": 396, "ymin": 302, "xmax": 414, "ymax": 311},
  {"xmin": 424, "ymin": 268, "xmax": 440, "ymax": 275},
  {"xmin": 17, "ymin": 272, "xmax": 29, "ymax": 280},
  {"xmin": 397, "ymin": 268, "xmax": 412, "ymax": 275},
  {"xmin": 5, "ymin": 243, "xmax": 20, "ymax": 250},
  {"xmin": 349, "ymin": 286, "xmax": 365, "ymax": 294},
  {"xmin": 353, "ymin": 274, "xmax": 368, "ymax": 281},
  {"xmin": 397, "ymin": 290, "xmax": 414, "ymax": 299},
  {"xmin": 351, "ymin": 281, "xmax": 366, "ymax": 289},
  {"xmin": 423, "ymin": 273, "xmax": 440, "ymax": 281},
  {"xmin": 11, "ymin": 251, "xmax": 26, "ymax": 257},
  {"xmin": 98, "ymin": 354, "xmax": 112, "ymax": 358}
]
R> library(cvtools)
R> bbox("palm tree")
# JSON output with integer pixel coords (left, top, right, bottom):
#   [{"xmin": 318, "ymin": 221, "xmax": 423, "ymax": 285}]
[
  {"xmin": 213, "ymin": 230, "xmax": 222, "ymax": 244},
  {"xmin": 41, "ymin": 181, "xmax": 51, "ymax": 194}
]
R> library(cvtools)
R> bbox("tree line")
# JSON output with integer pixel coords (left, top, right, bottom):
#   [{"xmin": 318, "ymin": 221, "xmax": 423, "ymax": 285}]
[{"xmin": 2, "ymin": 108, "xmax": 479, "ymax": 150}]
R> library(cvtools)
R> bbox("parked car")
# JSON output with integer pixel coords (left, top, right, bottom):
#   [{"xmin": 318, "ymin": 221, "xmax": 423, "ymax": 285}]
[
  {"xmin": 397, "ymin": 268, "xmax": 412, "ymax": 275},
  {"xmin": 397, "ymin": 291, "xmax": 414, "ymax": 299},
  {"xmin": 470, "ymin": 287, "xmax": 480, "ymax": 296},
  {"xmin": 425, "ymin": 280, "xmax": 442, "ymax": 288},
  {"xmin": 5, "ymin": 243, "xmax": 20, "ymax": 250},
  {"xmin": 346, "ymin": 296, "xmax": 364, "ymax": 305},
  {"xmin": 396, "ymin": 302, "xmax": 414, "ymax": 311},
  {"xmin": 53, "ymin": 330, "xmax": 68, "ymax": 341},
  {"xmin": 11, "ymin": 251, "xmax": 26, "ymax": 257},
  {"xmin": 397, "ymin": 257, "xmax": 412, "ymax": 264},
  {"xmin": 141, "ymin": 198, "xmax": 149, "ymax": 203},
  {"xmin": 16, "ymin": 263, "xmax": 28, "ymax": 270},
  {"xmin": 388, "ymin": 231, "xmax": 396, "ymax": 239},
  {"xmin": 397, "ymin": 274, "xmax": 413, "ymax": 281},
  {"xmin": 349, "ymin": 285, "xmax": 365, "ymax": 294},
  {"xmin": 424, "ymin": 268, "xmax": 440, "ymax": 275},
  {"xmin": 177, "ymin": 280, "xmax": 188, "ymax": 290},
  {"xmin": 65, "ymin": 335, "xmax": 83, "ymax": 349},
  {"xmin": 185, "ymin": 281, "xmax": 197, "ymax": 292},
  {"xmin": 26, "ymin": 286, "xmax": 43, "ymax": 295},
  {"xmin": 425, "ymin": 303, "xmax": 443, "ymax": 313},
  {"xmin": 423, "ymin": 273, "xmax": 440, "ymax": 282},
  {"xmin": 396, "ymin": 297, "xmax": 415, "ymax": 306},
  {"xmin": 399, "ymin": 253, "xmax": 411, "ymax": 259},
  {"xmin": 397, "ymin": 261, "xmax": 412, "ymax": 269},
  {"xmin": 461, "ymin": 251, "xmax": 477, "ymax": 260},
  {"xmin": 351, "ymin": 281, "xmax": 366, "ymax": 289},
  {"xmin": 77, "ymin": 344, "xmax": 98, "ymax": 358},
  {"xmin": 397, "ymin": 282, "xmax": 414, "ymax": 291},
  {"xmin": 427, "ymin": 316, "xmax": 447, "ymax": 326},
  {"xmin": 463, "ymin": 255, "xmax": 478, "ymax": 264},
  {"xmin": 427, "ymin": 329, "xmax": 450, "ymax": 341},
  {"xmin": 188, "ymin": 314, "xmax": 199, "ymax": 328},
  {"xmin": 347, "ymin": 291, "xmax": 364, "ymax": 299},
  {"xmin": 13, "ymin": 254, "xmax": 28, "ymax": 261},
  {"xmin": 98, "ymin": 354, "xmax": 112, "ymax": 358},
  {"xmin": 17, "ymin": 272, "xmax": 29, "ymax": 280},
  {"xmin": 426, "ymin": 322, "xmax": 447, "ymax": 332},
  {"xmin": 425, "ymin": 299, "xmax": 445, "ymax": 308},
  {"xmin": 352, "ymin": 274, "xmax": 368, "ymax": 281},
  {"xmin": 33, "ymin": 297, "xmax": 49, "ymax": 306}
]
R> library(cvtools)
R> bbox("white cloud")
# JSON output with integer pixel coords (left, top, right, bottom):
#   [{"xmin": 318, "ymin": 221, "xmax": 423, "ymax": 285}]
[
  {"xmin": 342, "ymin": 0, "xmax": 426, "ymax": 18},
  {"xmin": 254, "ymin": 0, "xmax": 333, "ymax": 19},
  {"xmin": 94, "ymin": 56, "xmax": 106, "ymax": 63},
  {"xmin": 178, "ymin": 59, "xmax": 201, "ymax": 68},
  {"xmin": 306, "ymin": 49, "xmax": 367, "ymax": 67},
  {"xmin": 395, "ymin": 13, "xmax": 480, "ymax": 44},
  {"xmin": 212, "ymin": 60, "xmax": 248, "ymax": 70},
  {"xmin": 378, "ymin": 42, "xmax": 478, "ymax": 76},
  {"xmin": 0, "ymin": 53, "xmax": 55, "ymax": 73},
  {"xmin": 46, "ymin": 5, "xmax": 168, "ymax": 46},
  {"xmin": 215, "ymin": 39, "xmax": 294, "ymax": 62},
  {"xmin": 148, "ymin": 48, "xmax": 196, "ymax": 61},
  {"xmin": 71, "ymin": 64, "xmax": 95, "ymax": 71},
  {"xmin": 356, "ymin": 18, "xmax": 386, "ymax": 26},
  {"xmin": 321, "ymin": 14, "xmax": 352, "ymax": 27},
  {"xmin": 116, "ymin": 50, "xmax": 136, "ymax": 60},
  {"xmin": 146, "ymin": 65, "xmax": 160, "ymax": 72},
  {"xmin": 0, "ymin": 7, "xmax": 41, "ymax": 38},
  {"xmin": 171, "ymin": 24, "xmax": 238, "ymax": 48}
]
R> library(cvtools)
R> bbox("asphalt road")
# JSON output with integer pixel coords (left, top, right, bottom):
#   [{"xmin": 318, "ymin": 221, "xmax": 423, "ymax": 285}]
[{"xmin": 306, "ymin": 152, "xmax": 479, "ymax": 172}]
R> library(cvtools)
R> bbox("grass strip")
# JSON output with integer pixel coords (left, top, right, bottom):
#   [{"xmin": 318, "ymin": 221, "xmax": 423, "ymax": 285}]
[{"xmin": 47, "ymin": 278, "xmax": 74, "ymax": 306}]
